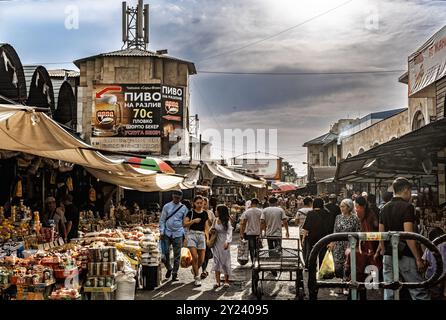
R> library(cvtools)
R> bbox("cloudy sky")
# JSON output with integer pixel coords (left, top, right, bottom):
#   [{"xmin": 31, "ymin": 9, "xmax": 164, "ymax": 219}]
[{"xmin": 1, "ymin": 0, "xmax": 446, "ymax": 175}]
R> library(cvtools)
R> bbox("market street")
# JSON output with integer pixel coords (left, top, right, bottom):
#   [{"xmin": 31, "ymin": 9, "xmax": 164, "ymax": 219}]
[
  {"xmin": 0, "ymin": 0, "xmax": 446, "ymax": 304},
  {"xmin": 136, "ymin": 226, "xmax": 383, "ymax": 300}
]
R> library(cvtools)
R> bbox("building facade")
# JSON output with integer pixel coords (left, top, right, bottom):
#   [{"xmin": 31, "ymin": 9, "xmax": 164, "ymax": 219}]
[
  {"xmin": 341, "ymin": 109, "xmax": 410, "ymax": 159},
  {"xmin": 73, "ymin": 48, "xmax": 196, "ymax": 156}
]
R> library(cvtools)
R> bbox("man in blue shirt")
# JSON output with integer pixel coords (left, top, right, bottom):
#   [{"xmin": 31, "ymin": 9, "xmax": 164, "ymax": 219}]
[{"xmin": 159, "ymin": 190, "xmax": 189, "ymax": 281}]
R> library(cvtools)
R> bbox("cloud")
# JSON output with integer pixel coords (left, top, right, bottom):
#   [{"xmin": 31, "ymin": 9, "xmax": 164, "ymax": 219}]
[{"xmin": 1, "ymin": 0, "xmax": 445, "ymax": 175}]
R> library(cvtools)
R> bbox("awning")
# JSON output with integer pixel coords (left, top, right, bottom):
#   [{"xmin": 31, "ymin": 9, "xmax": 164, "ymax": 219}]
[
  {"xmin": 312, "ymin": 166, "xmax": 337, "ymax": 182},
  {"xmin": 271, "ymin": 182, "xmax": 297, "ymax": 193},
  {"xmin": 0, "ymin": 104, "xmax": 184, "ymax": 191},
  {"xmin": 202, "ymin": 163, "xmax": 266, "ymax": 188},
  {"xmin": 335, "ymin": 118, "xmax": 446, "ymax": 183}
]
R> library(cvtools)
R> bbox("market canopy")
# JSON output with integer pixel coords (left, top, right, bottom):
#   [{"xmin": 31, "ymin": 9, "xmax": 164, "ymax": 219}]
[
  {"xmin": 271, "ymin": 182, "xmax": 298, "ymax": 193},
  {"xmin": 335, "ymin": 118, "xmax": 446, "ymax": 183},
  {"xmin": 202, "ymin": 163, "xmax": 266, "ymax": 188},
  {"xmin": 0, "ymin": 104, "xmax": 184, "ymax": 192}
]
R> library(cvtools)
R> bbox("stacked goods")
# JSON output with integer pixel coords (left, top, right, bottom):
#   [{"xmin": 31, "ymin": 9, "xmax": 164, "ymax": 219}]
[
  {"xmin": 50, "ymin": 288, "xmax": 81, "ymax": 300},
  {"xmin": 10, "ymin": 265, "xmax": 54, "ymax": 285},
  {"xmin": 0, "ymin": 267, "xmax": 11, "ymax": 285},
  {"xmin": 81, "ymin": 230, "xmax": 126, "ymax": 245},
  {"xmin": 84, "ymin": 247, "xmax": 117, "ymax": 289},
  {"xmin": 139, "ymin": 233, "xmax": 160, "ymax": 267}
]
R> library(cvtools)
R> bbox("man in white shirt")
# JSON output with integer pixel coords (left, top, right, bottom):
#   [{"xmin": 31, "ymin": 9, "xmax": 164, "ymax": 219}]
[
  {"xmin": 240, "ymin": 198, "xmax": 262, "ymax": 264},
  {"xmin": 296, "ymin": 197, "xmax": 313, "ymax": 227},
  {"xmin": 261, "ymin": 197, "xmax": 289, "ymax": 276}
]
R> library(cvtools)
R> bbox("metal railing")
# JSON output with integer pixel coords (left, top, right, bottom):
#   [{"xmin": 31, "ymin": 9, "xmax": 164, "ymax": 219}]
[{"xmin": 307, "ymin": 232, "xmax": 445, "ymax": 300}]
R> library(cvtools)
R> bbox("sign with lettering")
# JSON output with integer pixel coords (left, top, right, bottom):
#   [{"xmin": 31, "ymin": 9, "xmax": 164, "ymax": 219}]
[{"xmin": 91, "ymin": 84, "xmax": 163, "ymax": 153}]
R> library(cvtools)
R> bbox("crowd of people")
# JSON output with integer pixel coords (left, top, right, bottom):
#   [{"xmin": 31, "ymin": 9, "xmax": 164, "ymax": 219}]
[
  {"xmin": 298, "ymin": 178, "xmax": 446, "ymax": 300},
  {"xmin": 159, "ymin": 177, "xmax": 446, "ymax": 300}
]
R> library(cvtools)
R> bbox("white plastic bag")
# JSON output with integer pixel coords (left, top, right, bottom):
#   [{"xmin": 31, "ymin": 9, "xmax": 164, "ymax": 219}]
[
  {"xmin": 237, "ymin": 239, "xmax": 249, "ymax": 265},
  {"xmin": 116, "ymin": 271, "xmax": 136, "ymax": 300}
]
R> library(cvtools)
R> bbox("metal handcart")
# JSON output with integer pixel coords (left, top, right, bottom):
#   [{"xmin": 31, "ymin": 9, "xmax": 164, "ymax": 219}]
[{"xmin": 251, "ymin": 235, "xmax": 305, "ymax": 300}]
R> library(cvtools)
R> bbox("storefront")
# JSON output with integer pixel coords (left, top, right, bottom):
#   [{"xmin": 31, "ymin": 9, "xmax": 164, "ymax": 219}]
[{"xmin": 335, "ymin": 117, "xmax": 446, "ymax": 234}]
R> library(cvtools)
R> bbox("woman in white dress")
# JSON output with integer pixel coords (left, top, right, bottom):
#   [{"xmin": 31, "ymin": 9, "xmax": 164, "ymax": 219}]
[{"xmin": 211, "ymin": 205, "xmax": 233, "ymax": 288}]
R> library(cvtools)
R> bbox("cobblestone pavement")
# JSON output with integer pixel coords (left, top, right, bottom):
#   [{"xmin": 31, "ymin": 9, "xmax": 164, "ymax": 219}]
[{"xmin": 136, "ymin": 226, "xmax": 384, "ymax": 300}]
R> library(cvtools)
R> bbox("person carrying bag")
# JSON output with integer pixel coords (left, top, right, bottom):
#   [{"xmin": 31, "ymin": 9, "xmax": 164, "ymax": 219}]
[{"xmin": 159, "ymin": 190, "xmax": 188, "ymax": 282}]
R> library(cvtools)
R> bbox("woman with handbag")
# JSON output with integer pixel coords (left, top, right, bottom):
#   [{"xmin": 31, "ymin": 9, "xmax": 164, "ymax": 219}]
[
  {"xmin": 345, "ymin": 196, "xmax": 381, "ymax": 300},
  {"xmin": 210, "ymin": 205, "xmax": 233, "ymax": 289},
  {"xmin": 184, "ymin": 196, "xmax": 209, "ymax": 287},
  {"xmin": 327, "ymin": 199, "xmax": 359, "ymax": 295},
  {"xmin": 201, "ymin": 197, "xmax": 216, "ymax": 280}
]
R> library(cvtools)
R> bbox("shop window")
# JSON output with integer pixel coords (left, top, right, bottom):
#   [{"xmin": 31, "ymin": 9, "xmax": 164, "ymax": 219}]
[{"xmin": 412, "ymin": 111, "xmax": 425, "ymax": 130}]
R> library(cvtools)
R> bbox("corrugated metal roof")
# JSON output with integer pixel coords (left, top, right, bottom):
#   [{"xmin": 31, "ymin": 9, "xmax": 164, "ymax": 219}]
[
  {"xmin": 23, "ymin": 65, "xmax": 38, "ymax": 97},
  {"xmin": 73, "ymin": 48, "xmax": 196, "ymax": 74},
  {"xmin": 47, "ymin": 69, "xmax": 80, "ymax": 78},
  {"xmin": 0, "ymin": 43, "xmax": 27, "ymax": 103},
  {"xmin": 303, "ymin": 132, "xmax": 338, "ymax": 146}
]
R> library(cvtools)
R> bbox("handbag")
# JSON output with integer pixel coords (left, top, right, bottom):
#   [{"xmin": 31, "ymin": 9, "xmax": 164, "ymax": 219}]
[{"xmin": 207, "ymin": 219, "xmax": 218, "ymax": 248}]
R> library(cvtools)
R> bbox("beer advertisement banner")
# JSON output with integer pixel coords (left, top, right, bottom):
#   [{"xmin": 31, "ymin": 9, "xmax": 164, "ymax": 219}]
[
  {"xmin": 91, "ymin": 84, "xmax": 162, "ymax": 153},
  {"xmin": 161, "ymin": 85, "xmax": 185, "ymax": 154}
]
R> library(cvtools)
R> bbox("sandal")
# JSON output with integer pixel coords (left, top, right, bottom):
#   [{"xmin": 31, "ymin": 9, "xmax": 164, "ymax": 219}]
[
  {"xmin": 213, "ymin": 283, "xmax": 221, "ymax": 289},
  {"xmin": 223, "ymin": 283, "xmax": 230, "ymax": 288},
  {"xmin": 200, "ymin": 271, "xmax": 209, "ymax": 279}
]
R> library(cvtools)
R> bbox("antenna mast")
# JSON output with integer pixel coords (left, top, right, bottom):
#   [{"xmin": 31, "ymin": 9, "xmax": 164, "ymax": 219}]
[{"xmin": 122, "ymin": 0, "xmax": 150, "ymax": 50}]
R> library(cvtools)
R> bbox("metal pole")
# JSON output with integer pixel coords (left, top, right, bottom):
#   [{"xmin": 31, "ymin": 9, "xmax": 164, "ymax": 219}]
[
  {"xmin": 42, "ymin": 169, "xmax": 46, "ymax": 213},
  {"xmin": 199, "ymin": 134, "xmax": 202, "ymax": 162},
  {"xmin": 391, "ymin": 233, "xmax": 400, "ymax": 300},
  {"xmin": 349, "ymin": 235, "xmax": 358, "ymax": 300}
]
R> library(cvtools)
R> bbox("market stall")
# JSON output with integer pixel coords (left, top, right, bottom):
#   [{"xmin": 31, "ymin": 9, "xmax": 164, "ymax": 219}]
[
  {"xmin": 335, "ymin": 117, "xmax": 446, "ymax": 236},
  {"xmin": 0, "ymin": 104, "xmax": 185, "ymax": 300},
  {"xmin": 0, "ymin": 205, "xmax": 163, "ymax": 300}
]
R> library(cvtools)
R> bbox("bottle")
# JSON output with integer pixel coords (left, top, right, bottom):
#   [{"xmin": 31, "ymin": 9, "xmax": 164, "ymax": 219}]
[{"xmin": 11, "ymin": 206, "xmax": 16, "ymax": 223}]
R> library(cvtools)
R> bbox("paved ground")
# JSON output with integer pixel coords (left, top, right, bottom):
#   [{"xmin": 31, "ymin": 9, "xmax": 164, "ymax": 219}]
[{"xmin": 136, "ymin": 226, "xmax": 384, "ymax": 300}]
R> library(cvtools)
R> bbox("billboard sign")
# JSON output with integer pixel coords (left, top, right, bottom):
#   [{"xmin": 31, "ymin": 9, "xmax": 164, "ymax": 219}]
[{"xmin": 91, "ymin": 84, "xmax": 165, "ymax": 153}]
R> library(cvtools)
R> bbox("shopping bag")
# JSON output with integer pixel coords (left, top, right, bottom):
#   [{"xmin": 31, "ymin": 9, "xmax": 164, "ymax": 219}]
[
  {"xmin": 318, "ymin": 249, "xmax": 335, "ymax": 279},
  {"xmin": 180, "ymin": 247, "xmax": 192, "ymax": 268},
  {"xmin": 237, "ymin": 239, "xmax": 249, "ymax": 265}
]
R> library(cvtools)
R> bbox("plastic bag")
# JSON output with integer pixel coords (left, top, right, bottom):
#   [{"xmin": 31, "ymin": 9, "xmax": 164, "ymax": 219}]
[
  {"xmin": 237, "ymin": 239, "xmax": 249, "ymax": 265},
  {"xmin": 180, "ymin": 247, "xmax": 192, "ymax": 268},
  {"xmin": 318, "ymin": 249, "xmax": 335, "ymax": 279}
]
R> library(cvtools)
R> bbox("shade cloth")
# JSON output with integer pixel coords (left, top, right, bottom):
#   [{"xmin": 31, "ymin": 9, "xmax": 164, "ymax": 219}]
[{"xmin": 0, "ymin": 104, "xmax": 184, "ymax": 191}]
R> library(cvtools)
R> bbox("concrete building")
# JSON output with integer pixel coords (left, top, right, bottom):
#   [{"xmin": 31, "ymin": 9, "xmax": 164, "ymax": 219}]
[
  {"xmin": 401, "ymin": 25, "xmax": 446, "ymax": 204},
  {"xmin": 303, "ymin": 119, "xmax": 356, "ymax": 194},
  {"xmin": 341, "ymin": 109, "xmax": 409, "ymax": 159},
  {"xmin": 304, "ymin": 109, "xmax": 409, "ymax": 195},
  {"xmin": 72, "ymin": 48, "xmax": 196, "ymax": 156}
]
